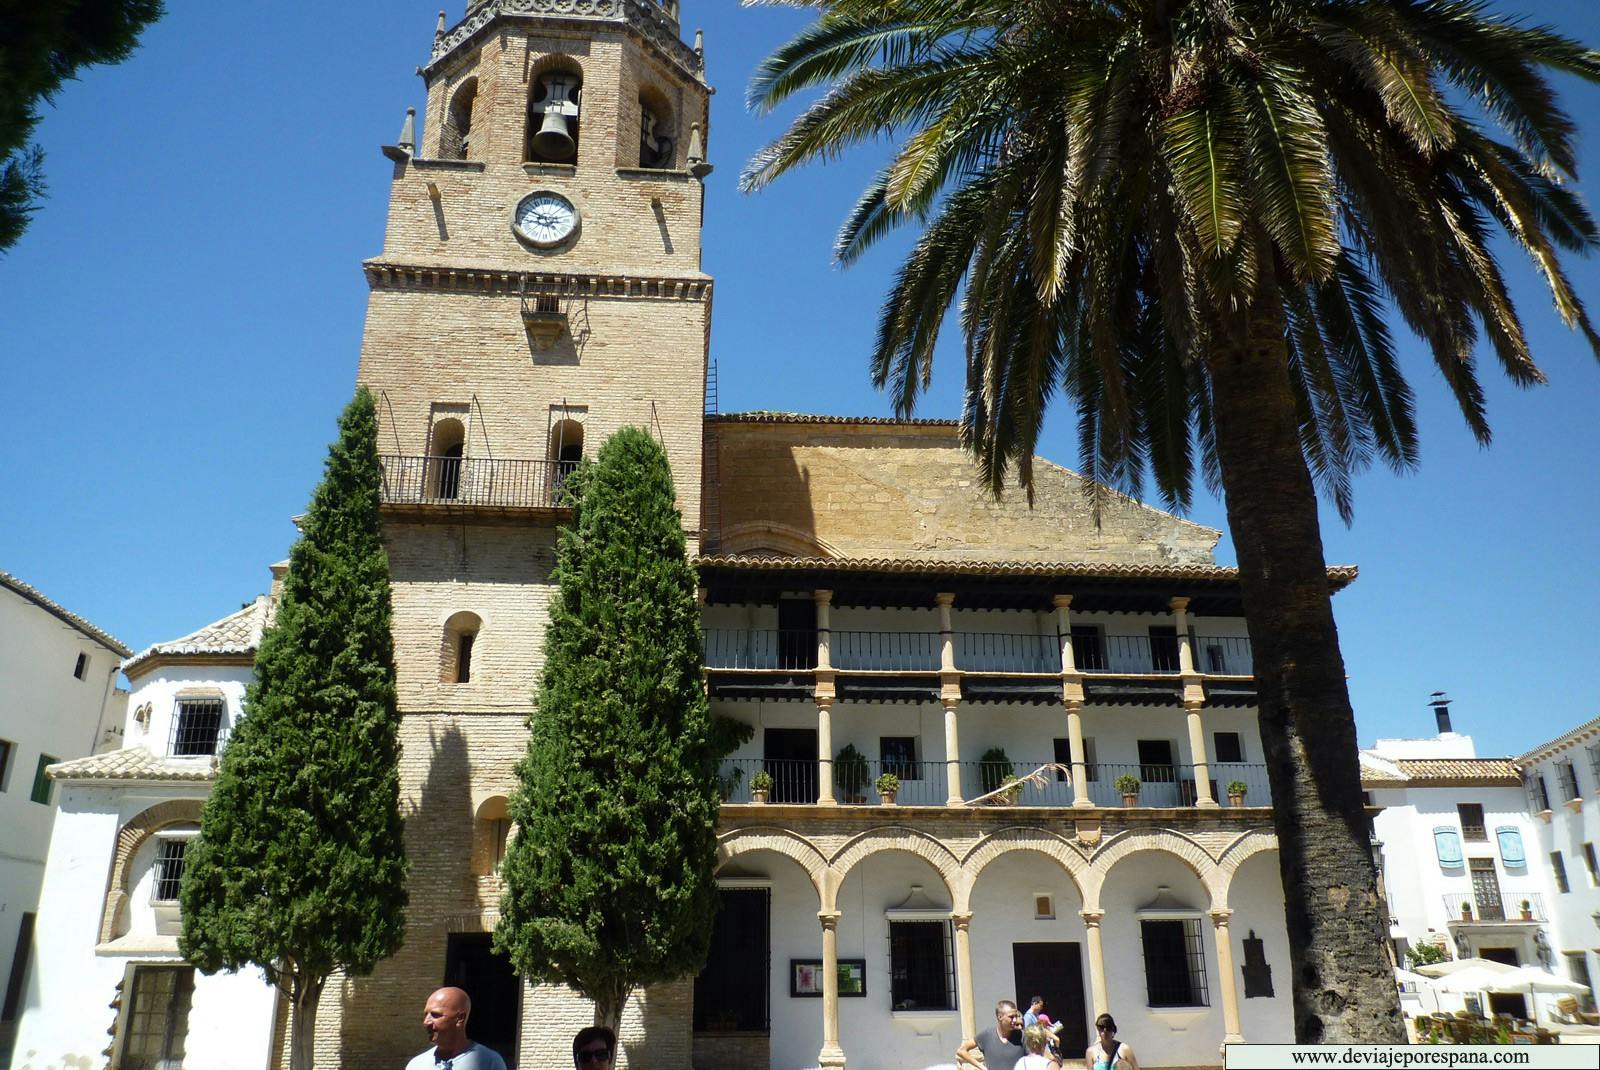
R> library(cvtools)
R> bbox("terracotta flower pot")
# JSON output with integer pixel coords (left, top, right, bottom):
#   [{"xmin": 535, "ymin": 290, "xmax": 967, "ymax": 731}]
[
  {"xmin": 751, "ymin": 788, "xmax": 769, "ymax": 804},
  {"xmin": 880, "ymin": 789, "xmax": 898, "ymax": 806},
  {"xmin": 1122, "ymin": 793, "xmax": 1138, "ymax": 807},
  {"xmin": 1229, "ymin": 793, "xmax": 1245, "ymax": 807}
]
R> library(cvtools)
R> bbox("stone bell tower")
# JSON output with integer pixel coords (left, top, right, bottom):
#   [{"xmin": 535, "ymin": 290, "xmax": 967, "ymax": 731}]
[{"xmin": 326, "ymin": 3, "xmax": 714, "ymax": 1066}]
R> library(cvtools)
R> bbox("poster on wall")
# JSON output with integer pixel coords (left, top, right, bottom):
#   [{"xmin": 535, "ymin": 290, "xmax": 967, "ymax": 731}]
[{"xmin": 791, "ymin": 959, "xmax": 867, "ymax": 997}]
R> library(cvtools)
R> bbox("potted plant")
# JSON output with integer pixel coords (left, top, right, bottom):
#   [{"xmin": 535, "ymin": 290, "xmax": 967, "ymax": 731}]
[
  {"xmin": 1115, "ymin": 773, "xmax": 1141, "ymax": 807},
  {"xmin": 835, "ymin": 744, "xmax": 870, "ymax": 804},
  {"xmin": 979, "ymin": 747, "xmax": 1013, "ymax": 803},
  {"xmin": 749, "ymin": 769, "xmax": 773, "ymax": 804},
  {"xmin": 1460, "ymin": 899, "xmax": 1474, "ymax": 921},
  {"xmin": 1520, "ymin": 899, "xmax": 1534, "ymax": 920},
  {"xmin": 1226, "ymin": 780, "xmax": 1248, "ymax": 807},
  {"xmin": 876, "ymin": 771, "xmax": 900, "ymax": 805}
]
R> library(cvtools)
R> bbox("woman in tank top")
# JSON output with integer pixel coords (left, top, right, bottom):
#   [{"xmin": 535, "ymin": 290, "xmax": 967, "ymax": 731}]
[
  {"xmin": 1017, "ymin": 1025, "xmax": 1060, "ymax": 1069},
  {"xmin": 1086, "ymin": 1013, "xmax": 1138, "ymax": 1070}
]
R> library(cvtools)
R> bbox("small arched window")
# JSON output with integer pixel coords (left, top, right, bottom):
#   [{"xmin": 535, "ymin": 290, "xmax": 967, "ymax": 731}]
[
  {"xmin": 548, "ymin": 418, "xmax": 583, "ymax": 500},
  {"xmin": 429, "ymin": 418, "xmax": 466, "ymax": 500},
  {"xmin": 638, "ymin": 87, "xmax": 674, "ymax": 168},
  {"xmin": 442, "ymin": 611, "xmax": 482, "ymax": 684},
  {"xmin": 527, "ymin": 62, "xmax": 582, "ymax": 164},
  {"xmin": 444, "ymin": 77, "xmax": 478, "ymax": 160},
  {"xmin": 473, "ymin": 796, "xmax": 513, "ymax": 875}
]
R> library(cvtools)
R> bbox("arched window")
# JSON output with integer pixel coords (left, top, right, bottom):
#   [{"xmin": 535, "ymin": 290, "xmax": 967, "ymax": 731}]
[
  {"xmin": 473, "ymin": 796, "xmax": 513, "ymax": 875},
  {"xmin": 429, "ymin": 418, "xmax": 466, "ymax": 500},
  {"xmin": 638, "ymin": 87, "xmax": 674, "ymax": 168},
  {"xmin": 547, "ymin": 418, "xmax": 583, "ymax": 501},
  {"xmin": 442, "ymin": 611, "xmax": 482, "ymax": 684},
  {"xmin": 444, "ymin": 77, "xmax": 478, "ymax": 160},
  {"xmin": 527, "ymin": 61, "xmax": 582, "ymax": 164}
]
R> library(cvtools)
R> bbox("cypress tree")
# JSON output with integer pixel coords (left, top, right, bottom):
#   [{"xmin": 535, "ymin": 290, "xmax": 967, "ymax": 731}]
[
  {"xmin": 180, "ymin": 387, "xmax": 407, "ymax": 1070},
  {"xmin": 496, "ymin": 426, "xmax": 721, "ymax": 1031}
]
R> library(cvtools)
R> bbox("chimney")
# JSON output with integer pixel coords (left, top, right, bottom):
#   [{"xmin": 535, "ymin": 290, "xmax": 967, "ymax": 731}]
[{"xmin": 1429, "ymin": 691, "xmax": 1453, "ymax": 734}]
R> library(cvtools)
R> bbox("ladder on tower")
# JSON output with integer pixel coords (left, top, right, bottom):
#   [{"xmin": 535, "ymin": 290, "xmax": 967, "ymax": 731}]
[{"xmin": 701, "ymin": 359, "xmax": 721, "ymax": 554}]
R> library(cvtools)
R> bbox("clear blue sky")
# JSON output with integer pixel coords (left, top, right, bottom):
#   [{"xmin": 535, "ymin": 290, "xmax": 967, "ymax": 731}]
[{"xmin": 2, "ymin": 1, "xmax": 1596, "ymax": 757}]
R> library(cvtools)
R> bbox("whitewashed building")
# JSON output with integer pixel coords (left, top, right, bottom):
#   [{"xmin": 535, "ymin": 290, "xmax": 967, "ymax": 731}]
[
  {"xmin": 10, "ymin": 584, "xmax": 280, "ymax": 1070},
  {"xmin": 0, "ymin": 571, "xmax": 129, "ymax": 1064},
  {"xmin": 1516, "ymin": 717, "xmax": 1600, "ymax": 1005},
  {"xmin": 1361, "ymin": 697, "xmax": 1557, "ymax": 1021}
]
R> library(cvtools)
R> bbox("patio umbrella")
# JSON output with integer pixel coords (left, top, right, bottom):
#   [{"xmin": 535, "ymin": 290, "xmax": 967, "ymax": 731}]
[
  {"xmin": 1432, "ymin": 965, "xmax": 1517, "ymax": 994},
  {"xmin": 1395, "ymin": 968, "xmax": 1441, "ymax": 1015},
  {"xmin": 1486, "ymin": 965, "xmax": 1591, "ymax": 1026},
  {"xmin": 1416, "ymin": 957, "xmax": 1520, "ymax": 978}
]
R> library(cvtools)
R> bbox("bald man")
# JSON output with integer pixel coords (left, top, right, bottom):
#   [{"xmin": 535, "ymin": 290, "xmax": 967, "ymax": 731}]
[{"xmin": 406, "ymin": 987, "xmax": 508, "ymax": 1070}]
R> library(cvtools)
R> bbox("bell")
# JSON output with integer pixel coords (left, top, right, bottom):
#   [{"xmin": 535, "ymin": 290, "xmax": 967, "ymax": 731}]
[{"xmin": 532, "ymin": 110, "xmax": 575, "ymax": 161}]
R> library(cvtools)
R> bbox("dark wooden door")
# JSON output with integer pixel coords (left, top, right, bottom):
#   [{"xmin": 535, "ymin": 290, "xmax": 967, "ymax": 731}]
[
  {"xmin": 1012, "ymin": 942, "xmax": 1087, "ymax": 1055},
  {"xmin": 764, "ymin": 728, "xmax": 818, "ymax": 803},
  {"xmin": 1470, "ymin": 859, "xmax": 1505, "ymax": 921},
  {"xmin": 777, "ymin": 598, "xmax": 817, "ymax": 669},
  {"xmin": 442, "ymin": 933, "xmax": 519, "ymax": 1067},
  {"xmin": 694, "ymin": 888, "xmax": 771, "ymax": 1032}
]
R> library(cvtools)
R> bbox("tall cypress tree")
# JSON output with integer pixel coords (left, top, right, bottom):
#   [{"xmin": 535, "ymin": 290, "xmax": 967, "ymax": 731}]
[
  {"xmin": 180, "ymin": 387, "xmax": 408, "ymax": 1070},
  {"xmin": 496, "ymin": 426, "xmax": 721, "ymax": 1031}
]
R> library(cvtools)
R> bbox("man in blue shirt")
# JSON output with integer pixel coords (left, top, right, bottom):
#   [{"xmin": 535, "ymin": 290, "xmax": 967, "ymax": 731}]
[
  {"xmin": 1023, "ymin": 995, "xmax": 1045, "ymax": 1030},
  {"xmin": 405, "ymin": 987, "xmax": 508, "ymax": 1070}
]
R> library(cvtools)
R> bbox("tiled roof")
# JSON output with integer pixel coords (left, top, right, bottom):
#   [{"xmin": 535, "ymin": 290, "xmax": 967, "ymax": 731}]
[
  {"xmin": 1359, "ymin": 754, "xmax": 1406, "ymax": 784},
  {"xmin": 1516, "ymin": 716, "xmax": 1600, "ymax": 766},
  {"xmin": 712, "ymin": 411, "xmax": 961, "ymax": 428},
  {"xmin": 695, "ymin": 554, "xmax": 1359, "ymax": 588},
  {"xmin": 121, "ymin": 595, "xmax": 272, "ymax": 677},
  {"xmin": 48, "ymin": 746, "xmax": 217, "ymax": 784},
  {"xmin": 1393, "ymin": 759, "xmax": 1520, "ymax": 784},
  {"xmin": 0, "ymin": 570, "xmax": 131, "ymax": 656}
]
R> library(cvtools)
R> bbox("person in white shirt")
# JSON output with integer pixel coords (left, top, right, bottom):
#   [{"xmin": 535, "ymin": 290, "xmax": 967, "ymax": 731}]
[{"xmin": 405, "ymin": 987, "xmax": 508, "ymax": 1070}]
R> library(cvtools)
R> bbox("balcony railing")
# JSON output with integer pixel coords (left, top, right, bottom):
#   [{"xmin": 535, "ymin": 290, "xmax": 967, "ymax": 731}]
[
  {"xmin": 1443, "ymin": 892, "xmax": 1547, "ymax": 923},
  {"xmin": 718, "ymin": 758, "xmax": 1274, "ymax": 808},
  {"xmin": 701, "ymin": 628, "xmax": 1253, "ymax": 677},
  {"xmin": 379, "ymin": 454, "xmax": 574, "ymax": 510}
]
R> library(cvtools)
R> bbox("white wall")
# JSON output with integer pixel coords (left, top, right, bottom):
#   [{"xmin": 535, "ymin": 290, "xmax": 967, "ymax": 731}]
[
  {"xmin": 121, "ymin": 665, "xmax": 254, "ymax": 758},
  {"xmin": 0, "ymin": 584, "xmax": 125, "ymax": 1024},
  {"xmin": 1524, "ymin": 743, "xmax": 1600, "ymax": 989}
]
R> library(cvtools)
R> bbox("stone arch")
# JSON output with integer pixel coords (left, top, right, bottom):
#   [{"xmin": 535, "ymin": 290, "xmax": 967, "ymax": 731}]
[
  {"xmin": 716, "ymin": 826, "xmax": 828, "ymax": 904},
  {"xmin": 100, "ymin": 798, "xmax": 205, "ymax": 944},
  {"xmin": 472, "ymin": 794, "xmax": 512, "ymax": 876},
  {"xmin": 828, "ymin": 827, "xmax": 961, "ymax": 913},
  {"xmin": 527, "ymin": 54, "xmax": 583, "ymax": 164},
  {"xmin": 1087, "ymin": 827, "xmax": 1226, "ymax": 912},
  {"xmin": 717, "ymin": 521, "xmax": 841, "ymax": 559},
  {"xmin": 958, "ymin": 826, "xmax": 1095, "ymax": 913},
  {"xmin": 636, "ymin": 82, "xmax": 676, "ymax": 168},
  {"xmin": 441, "ymin": 610, "xmax": 483, "ymax": 684},
  {"xmin": 1215, "ymin": 829, "xmax": 1280, "ymax": 912},
  {"xmin": 443, "ymin": 76, "xmax": 478, "ymax": 160}
]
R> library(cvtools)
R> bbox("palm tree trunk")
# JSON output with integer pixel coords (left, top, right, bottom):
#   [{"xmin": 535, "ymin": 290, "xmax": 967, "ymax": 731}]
[{"xmin": 1204, "ymin": 290, "xmax": 1404, "ymax": 1044}]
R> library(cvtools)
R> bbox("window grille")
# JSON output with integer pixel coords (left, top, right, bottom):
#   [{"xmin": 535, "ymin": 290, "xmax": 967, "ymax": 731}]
[
  {"xmin": 1070, "ymin": 626, "xmax": 1106, "ymax": 671},
  {"xmin": 73, "ymin": 653, "xmax": 88, "ymax": 679},
  {"xmin": 1457, "ymin": 803, "xmax": 1487, "ymax": 842},
  {"xmin": 1553, "ymin": 852, "xmax": 1571, "ymax": 893},
  {"xmin": 881, "ymin": 737, "xmax": 919, "ymax": 780},
  {"xmin": 693, "ymin": 888, "xmax": 771, "ymax": 1033},
  {"xmin": 1569, "ymin": 954, "xmax": 1597, "ymax": 1013},
  {"xmin": 889, "ymin": 920, "xmax": 955, "ymax": 1010},
  {"xmin": 170, "ymin": 698, "xmax": 224, "ymax": 756},
  {"xmin": 1559, "ymin": 761, "xmax": 1582, "ymax": 802},
  {"xmin": 1141, "ymin": 918, "xmax": 1209, "ymax": 1007},
  {"xmin": 152, "ymin": 839, "xmax": 188, "ymax": 902},
  {"xmin": 0, "ymin": 737, "xmax": 12, "ymax": 791},
  {"xmin": 1589, "ymin": 746, "xmax": 1600, "ymax": 795},
  {"xmin": 120, "ymin": 965, "xmax": 194, "ymax": 1068},
  {"xmin": 1584, "ymin": 844, "xmax": 1599, "ymax": 887},
  {"xmin": 1526, "ymin": 774, "xmax": 1551, "ymax": 814}
]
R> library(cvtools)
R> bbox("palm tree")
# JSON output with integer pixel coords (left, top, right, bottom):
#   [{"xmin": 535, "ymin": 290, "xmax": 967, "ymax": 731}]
[{"xmin": 742, "ymin": 0, "xmax": 1600, "ymax": 1043}]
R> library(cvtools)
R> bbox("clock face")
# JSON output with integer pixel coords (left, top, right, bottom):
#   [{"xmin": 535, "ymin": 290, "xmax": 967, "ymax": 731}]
[{"xmin": 513, "ymin": 191, "xmax": 579, "ymax": 248}]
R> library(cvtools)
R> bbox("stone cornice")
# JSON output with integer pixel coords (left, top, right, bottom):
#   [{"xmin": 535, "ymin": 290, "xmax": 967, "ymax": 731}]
[
  {"xmin": 428, "ymin": 0, "xmax": 703, "ymax": 83},
  {"xmin": 363, "ymin": 260, "xmax": 712, "ymax": 301}
]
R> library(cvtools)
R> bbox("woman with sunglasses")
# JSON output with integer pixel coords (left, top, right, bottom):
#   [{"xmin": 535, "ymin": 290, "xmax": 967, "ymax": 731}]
[
  {"xmin": 572, "ymin": 1027, "xmax": 615, "ymax": 1069},
  {"xmin": 1085, "ymin": 1013, "xmax": 1138, "ymax": 1070}
]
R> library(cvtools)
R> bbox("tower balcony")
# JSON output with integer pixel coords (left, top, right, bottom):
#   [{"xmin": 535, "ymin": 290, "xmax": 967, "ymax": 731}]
[{"xmin": 379, "ymin": 454, "xmax": 574, "ymax": 518}]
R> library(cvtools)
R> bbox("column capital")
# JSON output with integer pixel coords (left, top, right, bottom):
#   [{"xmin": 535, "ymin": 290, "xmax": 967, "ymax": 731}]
[
  {"xmin": 1208, "ymin": 909, "xmax": 1233, "ymax": 927},
  {"xmin": 935, "ymin": 591, "xmax": 956, "ymax": 608},
  {"xmin": 951, "ymin": 912, "xmax": 974, "ymax": 931},
  {"xmin": 819, "ymin": 911, "xmax": 842, "ymax": 931},
  {"xmin": 814, "ymin": 588, "xmax": 833, "ymax": 606},
  {"xmin": 815, "ymin": 693, "xmax": 835, "ymax": 713},
  {"xmin": 1052, "ymin": 594, "xmax": 1073, "ymax": 609},
  {"xmin": 1168, "ymin": 595, "xmax": 1191, "ymax": 612},
  {"xmin": 1079, "ymin": 910, "xmax": 1104, "ymax": 927}
]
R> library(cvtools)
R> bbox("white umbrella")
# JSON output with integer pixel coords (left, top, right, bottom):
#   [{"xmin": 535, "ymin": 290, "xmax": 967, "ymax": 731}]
[
  {"xmin": 1416, "ymin": 957, "xmax": 1520, "ymax": 978},
  {"xmin": 1395, "ymin": 968, "xmax": 1441, "ymax": 1015},
  {"xmin": 1433, "ymin": 965, "xmax": 1520, "ymax": 994},
  {"xmin": 1490, "ymin": 965, "xmax": 1591, "ymax": 994}
]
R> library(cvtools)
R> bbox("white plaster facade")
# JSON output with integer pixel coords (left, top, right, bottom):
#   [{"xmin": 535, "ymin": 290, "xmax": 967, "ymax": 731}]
[{"xmin": 0, "ymin": 572, "xmax": 129, "ymax": 1063}]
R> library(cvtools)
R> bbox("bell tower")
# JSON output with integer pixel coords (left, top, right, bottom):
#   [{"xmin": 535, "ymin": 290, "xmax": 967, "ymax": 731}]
[{"xmin": 333, "ymin": 3, "xmax": 714, "ymax": 1065}]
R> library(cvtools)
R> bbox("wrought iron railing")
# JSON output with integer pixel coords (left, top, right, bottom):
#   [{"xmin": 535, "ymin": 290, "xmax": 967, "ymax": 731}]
[
  {"xmin": 1192, "ymin": 635, "xmax": 1254, "ymax": 676},
  {"xmin": 702, "ymin": 629, "xmax": 818, "ymax": 670},
  {"xmin": 1443, "ymin": 892, "xmax": 1547, "ymax": 923},
  {"xmin": 955, "ymin": 633, "xmax": 1062, "ymax": 673},
  {"xmin": 379, "ymin": 454, "xmax": 572, "ymax": 509},
  {"xmin": 831, "ymin": 631, "xmax": 941, "ymax": 672}
]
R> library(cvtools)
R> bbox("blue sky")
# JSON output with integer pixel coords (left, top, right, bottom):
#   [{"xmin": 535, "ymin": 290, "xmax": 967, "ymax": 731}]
[{"xmin": 2, "ymin": 1, "xmax": 1596, "ymax": 757}]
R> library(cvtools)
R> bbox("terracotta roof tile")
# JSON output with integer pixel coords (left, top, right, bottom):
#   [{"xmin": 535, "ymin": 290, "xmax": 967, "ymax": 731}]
[
  {"xmin": 121, "ymin": 596, "xmax": 273, "ymax": 677},
  {"xmin": 48, "ymin": 746, "xmax": 217, "ymax": 784},
  {"xmin": 1392, "ymin": 758, "xmax": 1521, "ymax": 784},
  {"xmin": 695, "ymin": 553, "xmax": 1359, "ymax": 588},
  {"xmin": 0, "ymin": 570, "xmax": 130, "ymax": 656},
  {"xmin": 711, "ymin": 411, "xmax": 960, "ymax": 427}
]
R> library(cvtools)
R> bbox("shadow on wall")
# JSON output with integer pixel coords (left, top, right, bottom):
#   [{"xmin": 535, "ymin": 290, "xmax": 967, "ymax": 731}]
[
  {"xmin": 711, "ymin": 425, "xmax": 820, "ymax": 557},
  {"xmin": 337, "ymin": 721, "xmax": 474, "ymax": 1065}
]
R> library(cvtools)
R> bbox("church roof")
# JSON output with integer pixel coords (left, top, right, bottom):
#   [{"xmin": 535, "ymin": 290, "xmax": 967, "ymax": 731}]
[
  {"xmin": 695, "ymin": 553, "xmax": 1359, "ymax": 588},
  {"xmin": 713, "ymin": 411, "xmax": 961, "ymax": 428},
  {"xmin": 121, "ymin": 595, "xmax": 272, "ymax": 679},
  {"xmin": 48, "ymin": 746, "xmax": 218, "ymax": 784},
  {"xmin": 0, "ymin": 570, "xmax": 130, "ymax": 656}
]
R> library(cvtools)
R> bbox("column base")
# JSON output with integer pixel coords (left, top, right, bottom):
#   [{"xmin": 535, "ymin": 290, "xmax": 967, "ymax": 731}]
[
  {"xmin": 1219, "ymin": 1034, "xmax": 1245, "ymax": 1059},
  {"xmin": 816, "ymin": 797, "xmax": 839, "ymax": 807},
  {"xmin": 1194, "ymin": 798, "xmax": 1220, "ymax": 809},
  {"xmin": 818, "ymin": 1043, "xmax": 847, "ymax": 1068},
  {"xmin": 1072, "ymin": 797, "xmax": 1095, "ymax": 808},
  {"xmin": 945, "ymin": 797, "xmax": 966, "ymax": 807}
]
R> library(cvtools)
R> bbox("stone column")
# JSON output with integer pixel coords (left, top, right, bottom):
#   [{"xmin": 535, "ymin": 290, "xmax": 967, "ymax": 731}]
[
  {"xmin": 942, "ymin": 694, "xmax": 963, "ymax": 805},
  {"xmin": 1053, "ymin": 595, "xmax": 1091, "ymax": 807},
  {"xmin": 1211, "ymin": 910, "xmax": 1245, "ymax": 1050},
  {"xmin": 1170, "ymin": 595, "xmax": 1195, "ymax": 674},
  {"xmin": 1185, "ymin": 701, "xmax": 1217, "ymax": 807},
  {"xmin": 1081, "ymin": 910, "xmax": 1108, "ymax": 1017},
  {"xmin": 815, "ymin": 589, "xmax": 834, "ymax": 670},
  {"xmin": 1174, "ymin": 597, "xmax": 1216, "ymax": 808},
  {"xmin": 819, "ymin": 911, "xmax": 846, "ymax": 1068},
  {"xmin": 953, "ymin": 912, "xmax": 977, "ymax": 1044},
  {"xmin": 815, "ymin": 590, "xmax": 836, "ymax": 806}
]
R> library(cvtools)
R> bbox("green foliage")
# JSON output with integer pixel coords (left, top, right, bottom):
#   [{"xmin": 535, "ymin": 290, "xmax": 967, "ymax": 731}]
[
  {"xmin": 1, "ymin": 1, "xmax": 164, "ymax": 251},
  {"xmin": 711, "ymin": 715, "xmax": 756, "ymax": 798},
  {"xmin": 179, "ymin": 388, "xmax": 408, "ymax": 1006},
  {"xmin": 1406, "ymin": 942, "xmax": 1449, "ymax": 969},
  {"xmin": 1114, "ymin": 773, "xmax": 1142, "ymax": 796},
  {"xmin": 834, "ymin": 743, "xmax": 870, "ymax": 797},
  {"xmin": 978, "ymin": 746, "xmax": 1012, "ymax": 795},
  {"xmin": 1227, "ymin": 780, "xmax": 1249, "ymax": 797},
  {"xmin": 495, "ymin": 427, "xmax": 720, "ymax": 1029},
  {"xmin": 749, "ymin": 769, "xmax": 774, "ymax": 793},
  {"xmin": 875, "ymin": 771, "xmax": 899, "ymax": 795}
]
